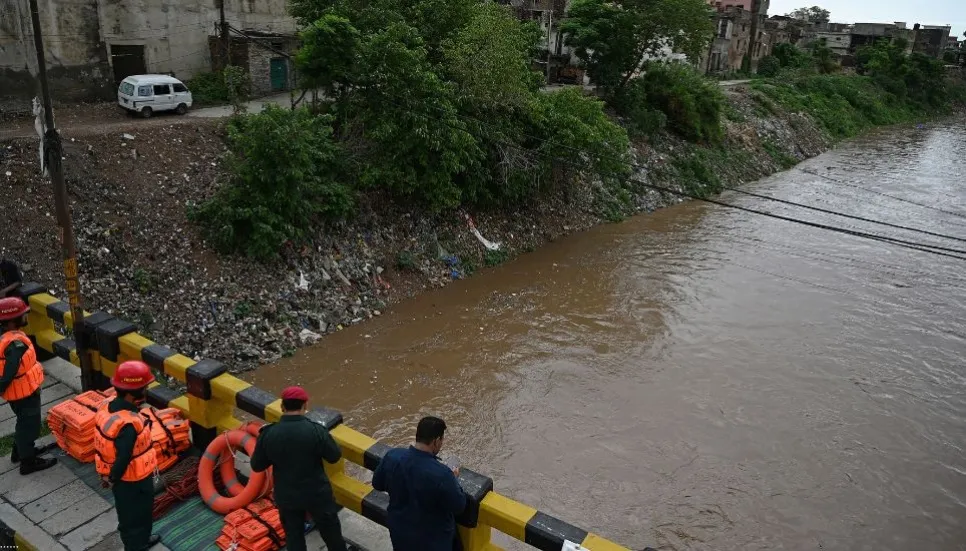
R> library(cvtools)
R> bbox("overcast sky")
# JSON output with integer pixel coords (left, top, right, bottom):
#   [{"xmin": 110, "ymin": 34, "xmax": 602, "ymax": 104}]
[{"xmin": 769, "ymin": 0, "xmax": 965, "ymax": 39}]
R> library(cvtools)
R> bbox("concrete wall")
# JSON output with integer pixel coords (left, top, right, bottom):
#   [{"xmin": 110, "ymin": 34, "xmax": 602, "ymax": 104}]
[
  {"xmin": 0, "ymin": 0, "xmax": 112, "ymax": 112},
  {"xmin": 814, "ymin": 31, "xmax": 852, "ymax": 55},
  {"xmin": 1, "ymin": 0, "xmax": 297, "ymax": 112}
]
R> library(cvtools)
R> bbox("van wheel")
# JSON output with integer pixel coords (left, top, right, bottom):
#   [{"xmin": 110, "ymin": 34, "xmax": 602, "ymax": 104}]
[
  {"xmin": 176, "ymin": 103, "xmax": 188, "ymax": 115},
  {"xmin": 140, "ymin": 107, "xmax": 153, "ymax": 119}
]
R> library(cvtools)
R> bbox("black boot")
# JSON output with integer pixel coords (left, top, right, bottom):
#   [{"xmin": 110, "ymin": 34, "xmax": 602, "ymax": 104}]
[
  {"xmin": 10, "ymin": 446, "xmax": 43, "ymax": 464},
  {"xmin": 139, "ymin": 534, "xmax": 161, "ymax": 550},
  {"xmin": 19, "ymin": 456, "xmax": 56, "ymax": 475}
]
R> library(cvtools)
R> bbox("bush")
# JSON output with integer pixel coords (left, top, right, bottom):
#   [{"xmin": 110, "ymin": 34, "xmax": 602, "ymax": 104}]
[
  {"xmin": 772, "ymin": 43, "xmax": 814, "ymax": 70},
  {"xmin": 611, "ymin": 81, "xmax": 667, "ymax": 138},
  {"xmin": 757, "ymin": 56, "xmax": 781, "ymax": 77},
  {"xmin": 630, "ymin": 62, "xmax": 725, "ymax": 143},
  {"xmin": 187, "ymin": 71, "xmax": 230, "ymax": 105},
  {"xmin": 190, "ymin": 106, "xmax": 354, "ymax": 260}
]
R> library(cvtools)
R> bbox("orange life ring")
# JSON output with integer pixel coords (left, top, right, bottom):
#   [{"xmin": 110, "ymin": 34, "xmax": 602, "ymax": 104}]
[
  {"xmin": 198, "ymin": 428, "xmax": 271, "ymax": 514},
  {"xmin": 219, "ymin": 422, "xmax": 272, "ymax": 497}
]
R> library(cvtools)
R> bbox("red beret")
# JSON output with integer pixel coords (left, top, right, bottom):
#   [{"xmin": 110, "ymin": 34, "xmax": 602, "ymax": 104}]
[{"xmin": 280, "ymin": 386, "xmax": 309, "ymax": 401}]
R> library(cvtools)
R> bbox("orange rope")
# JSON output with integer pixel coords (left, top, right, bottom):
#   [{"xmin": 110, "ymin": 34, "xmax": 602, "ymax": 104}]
[{"xmin": 152, "ymin": 457, "xmax": 201, "ymax": 519}]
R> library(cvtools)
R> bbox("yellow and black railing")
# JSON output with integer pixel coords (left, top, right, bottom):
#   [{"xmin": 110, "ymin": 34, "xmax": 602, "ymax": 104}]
[{"xmin": 18, "ymin": 282, "xmax": 630, "ymax": 551}]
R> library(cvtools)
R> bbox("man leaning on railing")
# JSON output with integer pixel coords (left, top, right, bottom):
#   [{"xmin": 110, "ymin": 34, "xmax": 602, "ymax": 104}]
[{"xmin": 373, "ymin": 416, "xmax": 466, "ymax": 551}]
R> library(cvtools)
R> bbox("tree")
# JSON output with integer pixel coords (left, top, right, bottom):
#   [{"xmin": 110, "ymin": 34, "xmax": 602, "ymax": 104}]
[
  {"xmin": 562, "ymin": 0, "xmax": 714, "ymax": 93},
  {"xmin": 787, "ymin": 6, "xmax": 831, "ymax": 23},
  {"xmin": 288, "ymin": 0, "xmax": 632, "ymax": 210},
  {"xmin": 809, "ymin": 39, "xmax": 838, "ymax": 74},
  {"xmin": 295, "ymin": 15, "xmax": 360, "ymax": 105}
]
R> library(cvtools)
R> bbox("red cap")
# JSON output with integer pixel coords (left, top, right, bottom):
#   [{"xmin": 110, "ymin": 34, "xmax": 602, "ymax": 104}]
[{"xmin": 281, "ymin": 386, "xmax": 309, "ymax": 401}]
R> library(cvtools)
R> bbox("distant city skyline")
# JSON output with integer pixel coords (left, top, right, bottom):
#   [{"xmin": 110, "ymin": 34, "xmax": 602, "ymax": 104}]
[{"xmin": 768, "ymin": 0, "xmax": 965, "ymax": 40}]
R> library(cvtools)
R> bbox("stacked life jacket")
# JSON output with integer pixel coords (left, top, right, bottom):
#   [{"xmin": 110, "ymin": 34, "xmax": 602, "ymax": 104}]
[
  {"xmin": 140, "ymin": 407, "xmax": 191, "ymax": 472},
  {"xmin": 94, "ymin": 404, "xmax": 158, "ymax": 482},
  {"xmin": 215, "ymin": 499, "xmax": 287, "ymax": 551},
  {"xmin": 0, "ymin": 330, "xmax": 44, "ymax": 402},
  {"xmin": 47, "ymin": 389, "xmax": 117, "ymax": 462}
]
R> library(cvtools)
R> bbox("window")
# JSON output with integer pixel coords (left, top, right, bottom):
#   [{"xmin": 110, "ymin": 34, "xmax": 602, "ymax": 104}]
[
  {"xmin": 138, "ymin": 85, "xmax": 152, "ymax": 97},
  {"xmin": 173, "ymin": 83, "xmax": 187, "ymax": 93},
  {"xmin": 120, "ymin": 82, "xmax": 135, "ymax": 95},
  {"xmin": 153, "ymin": 84, "xmax": 170, "ymax": 95}
]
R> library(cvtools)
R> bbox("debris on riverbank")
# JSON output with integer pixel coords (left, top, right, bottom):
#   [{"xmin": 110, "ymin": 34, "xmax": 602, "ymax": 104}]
[{"xmin": 0, "ymin": 85, "xmax": 830, "ymax": 373}]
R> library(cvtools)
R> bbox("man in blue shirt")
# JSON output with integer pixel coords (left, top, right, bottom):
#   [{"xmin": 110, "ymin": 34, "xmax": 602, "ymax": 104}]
[{"xmin": 372, "ymin": 416, "xmax": 466, "ymax": 551}]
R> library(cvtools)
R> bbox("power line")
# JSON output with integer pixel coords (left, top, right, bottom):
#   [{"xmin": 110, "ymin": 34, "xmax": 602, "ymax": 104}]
[
  {"xmin": 797, "ymin": 167, "xmax": 966, "ymax": 220},
  {"xmin": 718, "ymin": 184, "xmax": 966, "ymax": 245}
]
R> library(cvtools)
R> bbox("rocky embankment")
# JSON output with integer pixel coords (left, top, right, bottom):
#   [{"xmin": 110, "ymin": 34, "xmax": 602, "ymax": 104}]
[{"xmin": 0, "ymin": 85, "xmax": 829, "ymax": 374}]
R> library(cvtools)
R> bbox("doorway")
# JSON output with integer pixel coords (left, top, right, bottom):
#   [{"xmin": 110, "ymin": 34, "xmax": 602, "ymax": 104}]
[{"xmin": 111, "ymin": 45, "xmax": 147, "ymax": 85}]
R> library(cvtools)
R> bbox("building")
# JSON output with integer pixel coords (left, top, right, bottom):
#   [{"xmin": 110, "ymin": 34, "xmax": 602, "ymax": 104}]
[
  {"xmin": 850, "ymin": 22, "xmax": 914, "ymax": 54},
  {"xmin": 705, "ymin": 6, "xmax": 754, "ymax": 74},
  {"xmin": 0, "ymin": 0, "xmax": 297, "ymax": 111},
  {"xmin": 914, "ymin": 25, "xmax": 952, "ymax": 58},
  {"xmin": 502, "ymin": 0, "xmax": 577, "ymax": 82},
  {"xmin": 813, "ymin": 31, "xmax": 852, "ymax": 56},
  {"xmin": 208, "ymin": 31, "xmax": 298, "ymax": 97},
  {"xmin": 704, "ymin": 0, "xmax": 768, "ymax": 74}
]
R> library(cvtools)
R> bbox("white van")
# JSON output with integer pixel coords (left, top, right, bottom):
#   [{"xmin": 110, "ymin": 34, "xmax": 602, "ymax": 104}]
[{"xmin": 117, "ymin": 74, "xmax": 192, "ymax": 118}]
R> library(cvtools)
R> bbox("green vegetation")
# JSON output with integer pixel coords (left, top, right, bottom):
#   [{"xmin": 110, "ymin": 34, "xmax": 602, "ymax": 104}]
[
  {"xmin": 561, "ymin": 0, "xmax": 714, "ymax": 94},
  {"xmin": 186, "ymin": 71, "xmax": 229, "ymax": 105},
  {"xmin": 190, "ymin": 106, "xmax": 353, "ymax": 260},
  {"xmin": 562, "ymin": 0, "xmax": 723, "ymax": 143},
  {"xmin": 762, "ymin": 140, "xmax": 798, "ymax": 169},
  {"xmin": 190, "ymin": 0, "xmax": 963, "ymax": 263},
  {"xmin": 754, "ymin": 41, "xmax": 964, "ymax": 140},
  {"xmin": 624, "ymin": 63, "xmax": 725, "ymax": 143},
  {"xmin": 195, "ymin": 0, "xmax": 632, "ymax": 259},
  {"xmin": 187, "ymin": 66, "xmax": 250, "ymax": 108},
  {"xmin": 0, "ymin": 422, "xmax": 51, "ymax": 457}
]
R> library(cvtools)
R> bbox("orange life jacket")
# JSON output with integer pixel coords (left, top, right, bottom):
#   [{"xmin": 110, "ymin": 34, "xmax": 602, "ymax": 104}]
[
  {"xmin": 0, "ymin": 330, "xmax": 44, "ymax": 402},
  {"xmin": 94, "ymin": 406, "xmax": 157, "ymax": 482}
]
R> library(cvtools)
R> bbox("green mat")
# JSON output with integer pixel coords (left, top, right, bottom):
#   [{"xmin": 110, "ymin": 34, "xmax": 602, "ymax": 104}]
[
  {"xmin": 60, "ymin": 454, "xmax": 223, "ymax": 551},
  {"xmin": 58, "ymin": 453, "xmax": 324, "ymax": 551}
]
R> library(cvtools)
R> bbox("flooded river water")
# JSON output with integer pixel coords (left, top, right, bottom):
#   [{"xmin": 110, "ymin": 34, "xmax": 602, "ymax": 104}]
[{"xmin": 253, "ymin": 118, "xmax": 966, "ymax": 550}]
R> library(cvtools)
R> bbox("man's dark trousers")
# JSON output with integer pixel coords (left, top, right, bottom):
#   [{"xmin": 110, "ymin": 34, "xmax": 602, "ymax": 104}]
[
  {"xmin": 9, "ymin": 390, "xmax": 40, "ymax": 461},
  {"xmin": 279, "ymin": 505, "xmax": 348, "ymax": 551},
  {"xmin": 113, "ymin": 477, "xmax": 154, "ymax": 550}
]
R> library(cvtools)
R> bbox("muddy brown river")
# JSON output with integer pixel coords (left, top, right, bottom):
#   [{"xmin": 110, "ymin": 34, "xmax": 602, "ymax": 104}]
[{"xmin": 253, "ymin": 119, "xmax": 966, "ymax": 550}]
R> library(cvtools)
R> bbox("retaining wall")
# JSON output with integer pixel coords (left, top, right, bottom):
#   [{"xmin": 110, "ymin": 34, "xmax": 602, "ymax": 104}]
[{"xmin": 17, "ymin": 281, "xmax": 630, "ymax": 551}]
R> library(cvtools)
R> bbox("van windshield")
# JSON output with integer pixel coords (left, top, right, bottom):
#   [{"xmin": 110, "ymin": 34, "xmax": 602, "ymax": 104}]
[{"xmin": 120, "ymin": 82, "xmax": 135, "ymax": 95}]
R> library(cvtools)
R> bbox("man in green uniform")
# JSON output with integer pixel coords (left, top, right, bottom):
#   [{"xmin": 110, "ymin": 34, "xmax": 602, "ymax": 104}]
[
  {"xmin": 0, "ymin": 297, "xmax": 56, "ymax": 474},
  {"xmin": 95, "ymin": 361, "xmax": 161, "ymax": 551},
  {"xmin": 251, "ymin": 386, "xmax": 352, "ymax": 551}
]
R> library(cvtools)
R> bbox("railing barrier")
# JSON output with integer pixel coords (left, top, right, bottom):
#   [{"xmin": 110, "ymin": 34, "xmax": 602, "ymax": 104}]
[{"xmin": 19, "ymin": 282, "xmax": 630, "ymax": 551}]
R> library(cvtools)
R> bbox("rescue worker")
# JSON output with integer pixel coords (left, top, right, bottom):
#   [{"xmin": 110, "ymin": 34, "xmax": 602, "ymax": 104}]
[
  {"xmin": 95, "ymin": 360, "xmax": 161, "ymax": 551},
  {"xmin": 250, "ymin": 386, "xmax": 351, "ymax": 551},
  {"xmin": 0, "ymin": 297, "xmax": 56, "ymax": 474},
  {"xmin": 372, "ymin": 416, "xmax": 466, "ymax": 551}
]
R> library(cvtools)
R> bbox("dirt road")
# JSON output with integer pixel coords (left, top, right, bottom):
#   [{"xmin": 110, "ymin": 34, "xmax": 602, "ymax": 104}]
[{"xmin": 0, "ymin": 93, "xmax": 292, "ymax": 140}]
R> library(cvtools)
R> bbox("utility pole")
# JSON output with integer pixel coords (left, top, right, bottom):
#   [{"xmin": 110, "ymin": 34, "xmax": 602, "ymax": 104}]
[
  {"xmin": 546, "ymin": 8, "xmax": 553, "ymax": 85},
  {"xmin": 28, "ymin": 0, "xmax": 97, "ymax": 391},
  {"xmin": 219, "ymin": 0, "xmax": 230, "ymax": 67}
]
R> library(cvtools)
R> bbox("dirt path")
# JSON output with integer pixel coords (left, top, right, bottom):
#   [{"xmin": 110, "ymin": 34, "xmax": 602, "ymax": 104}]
[{"xmin": 0, "ymin": 93, "xmax": 292, "ymax": 140}]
